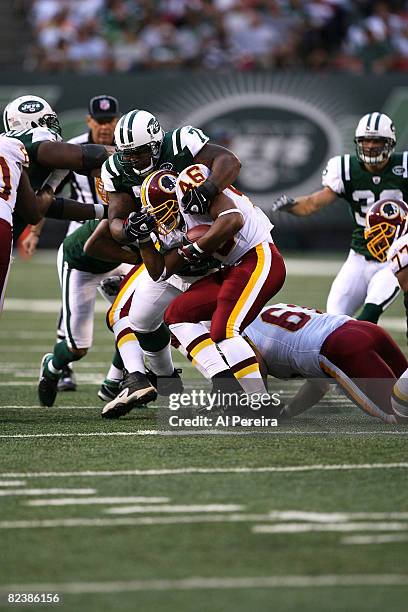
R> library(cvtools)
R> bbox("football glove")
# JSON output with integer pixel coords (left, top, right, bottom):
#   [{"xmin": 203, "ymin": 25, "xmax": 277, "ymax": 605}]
[
  {"xmin": 271, "ymin": 195, "xmax": 296, "ymax": 213},
  {"xmin": 178, "ymin": 242, "xmax": 205, "ymax": 263},
  {"xmin": 181, "ymin": 180, "xmax": 219, "ymax": 215},
  {"xmin": 122, "ymin": 211, "xmax": 156, "ymax": 243}
]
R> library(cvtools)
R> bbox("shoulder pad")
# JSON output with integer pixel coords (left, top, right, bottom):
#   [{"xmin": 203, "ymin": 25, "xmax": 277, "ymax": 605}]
[
  {"xmin": 171, "ymin": 126, "xmax": 209, "ymax": 157},
  {"xmin": 322, "ymin": 155, "xmax": 346, "ymax": 194}
]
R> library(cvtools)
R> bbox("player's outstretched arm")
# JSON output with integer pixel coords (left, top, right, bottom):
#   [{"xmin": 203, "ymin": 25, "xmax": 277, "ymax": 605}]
[
  {"xmin": 272, "ymin": 187, "xmax": 337, "ymax": 216},
  {"xmin": 36, "ymin": 141, "xmax": 112, "ymax": 172},
  {"xmin": 83, "ymin": 220, "xmax": 142, "ymax": 265},
  {"xmin": 284, "ymin": 379, "xmax": 330, "ymax": 417}
]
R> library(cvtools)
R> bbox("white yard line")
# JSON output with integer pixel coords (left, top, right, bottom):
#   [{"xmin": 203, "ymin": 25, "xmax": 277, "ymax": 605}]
[
  {"xmin": 267, "ymin": 511, "xmax": 408, "ymax": 522},
  {"xmin": 0, "ymin": 574, "xmax": 407, "ymax": 594},
  {"xmin": 1, "ymin": 463, "xmax": 408, "ymax": 479},
  {"xmin": 343, "ymin": 534, "xmax": 408, "ymax": 545},
  {"xmin": 105, "ymin": 504, "xmax": 244, "ymax": 515},
  {"xmin": 0, "ymin": 514, "xmax": 272, "ymax": 529},
  {"xmin": 0, "ymin": 480, "xmax": 25, "ymax": 486},
  {"xmin": 1, "ymin": 430, "xmax": 408, "ymax": 439},
  {"xmin": 0, "ymin": 488, "xmax": 96, "ymax": 497},
  {"xmin": 27, "ymin": 496, "xmax": 170, "ymax": 506},
  {"xmin": 252, "ymin": 522, "xmax": 408, "ymax": 534}
]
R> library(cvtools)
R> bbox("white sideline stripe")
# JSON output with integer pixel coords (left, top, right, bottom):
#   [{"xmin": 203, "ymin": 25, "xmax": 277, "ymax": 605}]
[
  {"xmin": 0, "ymin": 480, "xmax": 25, "ymax": 486},
  {"xmin": 4, "ymin": 299, "xmax": 108, "ymax": 314},
  {"xmin": 0, "ymin": 488, "xmax": 96, "ymax": 497},
  {"xmin": 105, "ymin": 504, "xmax": 244, "ymax": 515},
  {"xmin": 27, "ymin": 496, "xmax": 170, "ymax": 507},
  {"xmin": 1, "ymin": 463, "xmax": 408, "ymax": 479},
  {"xmin": 0, "ymin": 574, "xmax": 407, "ymax": 594},
  {"xmin": 343, "ymin": 535, "xmax": 408, "ymax": 545},
  {"xmin": 2, "ymin": 430, "xmax": 408, "ymax": 439},
  {"xmin": 253, "ymin": 522, "xmax": 408, "ymax": 534},
  {"xmin": 268, "ymin": 511, "xmax": 408, "ymax": 522},
  {"xmin": 0, "ymin": 514, "xmax": 272, "ymax": 529}
]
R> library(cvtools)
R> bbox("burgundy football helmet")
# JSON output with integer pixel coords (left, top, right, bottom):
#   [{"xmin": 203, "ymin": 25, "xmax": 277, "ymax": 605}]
[
  {"xmin": 140, "ymin": 169, "xmax": 179, "ymax": 235},
  {"xmin": 364, "ymin": 198, "xmax": 408, "ymax": 262}
]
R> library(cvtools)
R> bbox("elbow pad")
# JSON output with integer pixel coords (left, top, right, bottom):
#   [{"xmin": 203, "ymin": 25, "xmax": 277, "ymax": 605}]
[{"xmin": 80, "ymin": 144, "xmax": 110, "ymax": 171}]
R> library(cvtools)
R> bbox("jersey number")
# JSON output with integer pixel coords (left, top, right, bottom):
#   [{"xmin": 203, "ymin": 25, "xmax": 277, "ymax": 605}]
[
  {"xmin": 0, "ymin": 157, "xmax": 11, "ymax": 202},
  {"xmin": 261, "ymin": 307, "xmax": 311, "ymax": 332},
  {"xmin": 353, "ymin": 189, "xmax": 403, "ymax": 226}
]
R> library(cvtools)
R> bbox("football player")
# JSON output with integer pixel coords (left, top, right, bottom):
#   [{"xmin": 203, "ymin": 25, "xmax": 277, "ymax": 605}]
[
  {"xmin": 3, "ymin": 94, "xmax": 114, "ymax": 241},
  {"xmin": 272, "ymin": 112, "xmax": 405, "ymax": 324},
  {"xmin": 87, "ymin": 171, "xmax": 221, "ymax": 418},
  {"xmin": 130, "ymin": 164, "xmax": 286, "ymax": 403},
  {"xmin": 241, "ymin": 303, "xmax": 407, "ymax": 423},
  {"xmin": 101, "ymin": 110, "xmax": 242, "ymax": 404},
  {"xmin": 365, "ymin": 198, "xmax": 408, "ymax": 421},
  {"xmin": 37, "ymin": 219, "xmax": 137, "ymax": 408},
  {"xmin": 0, "ymin": 135, "xmax": 47, "ymax": 313},
  {"xmin": 22, "ymin": 95, "xmax": 122, "ymax": 395}
]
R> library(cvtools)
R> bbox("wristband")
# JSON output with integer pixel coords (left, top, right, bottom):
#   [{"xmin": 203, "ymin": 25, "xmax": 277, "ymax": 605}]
[{"xmin": 94, "ymin": 204, "xmax": 105, "ymax": 220}]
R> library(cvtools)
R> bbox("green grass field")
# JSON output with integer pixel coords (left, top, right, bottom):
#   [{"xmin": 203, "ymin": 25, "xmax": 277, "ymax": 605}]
[{"xmin": 0, "ymin": 252, "xmax": 408, "ymax": 611}]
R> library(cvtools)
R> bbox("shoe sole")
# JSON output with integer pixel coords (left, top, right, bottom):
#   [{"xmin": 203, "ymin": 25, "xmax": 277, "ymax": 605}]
[
  {"xmin": 38, "ymin": 353, "xmax": 58, "ymax": 407},
  {"xmin": 57, "ymin": 382, "xmax": 77, "ymax": 392},
  {"xmin": 101, "ymin": 387, "xmax": 157, "ymax": 419}
]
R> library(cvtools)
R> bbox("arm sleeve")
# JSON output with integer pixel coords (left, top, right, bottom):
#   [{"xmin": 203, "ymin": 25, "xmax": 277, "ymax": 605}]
[{"xmin": 321, "ymin": 155, "xmax": 345, "ymax": 195}]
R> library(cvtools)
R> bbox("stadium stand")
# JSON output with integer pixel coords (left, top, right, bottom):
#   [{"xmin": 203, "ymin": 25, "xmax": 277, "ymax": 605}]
[{"xmin": 24, "ymin": 0, "xmax": 408, "ymax": 74}]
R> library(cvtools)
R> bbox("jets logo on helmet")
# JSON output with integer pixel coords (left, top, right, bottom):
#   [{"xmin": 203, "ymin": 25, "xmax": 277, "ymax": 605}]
[
  {"xmin": 114, "ymin": 109, "xmax": 164, "ymax": 177},
  {"xmin": 354, "ymin": 112, "xmax": 396, "ymax": 165},
  {"xmin": 3, "ymin": 95, "xmax": 61, "ymax": 135},
  {"xmin": 364, "ymin": 198, "xmax": 408, "ymax": 262},
  {"xmin": 140, "ymin": 169, "xmax": 179, "ymax": 235}
]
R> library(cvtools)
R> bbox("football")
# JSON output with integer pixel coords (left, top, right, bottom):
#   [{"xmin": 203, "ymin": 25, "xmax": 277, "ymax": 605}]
[{"xmin": 186, "ymin": 224, "xmax": 211, "ymax": 242}]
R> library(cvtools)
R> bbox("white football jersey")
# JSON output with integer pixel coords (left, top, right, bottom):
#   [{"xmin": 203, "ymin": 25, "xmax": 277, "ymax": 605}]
[
  {"xmin": 175, "ymin": 164, "xmax": 273, "ymax": 265},
  {"xmin": 388, "ymin": 233, "xmax": 408, "ymax": 275},
  {"xmin": 244, "ymin": 303, "xmax": 350, "ymax": 378},
  {"xmin": 0, "ymin": 135, "xmax": 29, "ymax": 225}
]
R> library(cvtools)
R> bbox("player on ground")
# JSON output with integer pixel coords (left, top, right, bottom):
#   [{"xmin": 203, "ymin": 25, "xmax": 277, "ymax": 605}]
[
  {"xmin": 37, "ymin": 219, "xmax": 137, "ymax": 407},
  {"xmin": 272, "ymin": 112, "xmax": 406, "ymax": 323},
  {"xmin": 101, "ymin": 110, "xmax": 242, "ymax": 407},
  {"xmin": 0, "ymin": 135, "xmax": 44, "ymax": 313},
  {"xmin": 365, "ymin": 198, "xmax": 408, "ymax": 421},
  {"xmin": 242, "ymin": 303, "xmax": 407, "ymax": 423},
  {"xmin": 22, "ymin": 95, "xmax": 122, "ymax": 394},
  {"xmin": 132, "ymin": 164, "xmax": 286, "ymax": 403}
]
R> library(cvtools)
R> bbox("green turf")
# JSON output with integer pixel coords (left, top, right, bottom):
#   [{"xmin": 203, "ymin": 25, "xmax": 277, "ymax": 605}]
[{"xmin": 0, "ymin": 253, "xmax": 407, "ymax": 612}]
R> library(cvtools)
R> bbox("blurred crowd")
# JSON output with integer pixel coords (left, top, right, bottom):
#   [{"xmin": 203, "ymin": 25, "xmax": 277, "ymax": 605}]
[{"xmin": 24, "ymin": 0, "xmax": 408, "ymax": 73}]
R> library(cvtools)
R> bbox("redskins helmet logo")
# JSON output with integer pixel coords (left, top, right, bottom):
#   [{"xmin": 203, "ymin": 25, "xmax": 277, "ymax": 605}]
[
  {"xmin": 380, "ymin": 201, "xmax": 400, "ymax": 219},
  {"xmin": 159, "ymin": 174, "xmax": 176, "ymax": 193}
]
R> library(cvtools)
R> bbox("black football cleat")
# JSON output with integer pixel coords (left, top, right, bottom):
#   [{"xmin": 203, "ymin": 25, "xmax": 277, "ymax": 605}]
[
  {"xmin": 146, "ymin": 368, "xmax": 183, "ymax": 396},
  {"xmin": 38, "ymin": 353, "xmax": 60, "ymax": 407},
  {"xmin": 57, "ymin": 364, "xmax": 77, "ymax": 392},
  {"xmin": 101, "ymin": 371, "xmax": 157, "ymax": 419}
]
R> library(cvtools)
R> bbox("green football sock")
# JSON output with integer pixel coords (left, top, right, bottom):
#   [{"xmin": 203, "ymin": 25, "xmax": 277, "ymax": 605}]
[
  {"xmin": 357, "ymin": 303, "xmax": 383, "ymax": 323},
  {"xmin": 52, "ymin": 340, "xmax": 82, "ymax": 370}
]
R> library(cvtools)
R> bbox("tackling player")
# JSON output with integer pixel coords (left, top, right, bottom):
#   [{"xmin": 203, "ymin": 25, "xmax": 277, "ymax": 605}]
[
  {"xmin": 272, "ymin": 112, "xmax": 405, "ymax": 324},
  {"xmin": 365, "ymin": 198, "xmax": 408, "ymax": 421},
  {"xmin": 3, "ymin": 94, "xmax": 114, "ymax": 240},
  {"xmin": 101, "ymin": 110, "xmax": 242, "ymax": 405}
]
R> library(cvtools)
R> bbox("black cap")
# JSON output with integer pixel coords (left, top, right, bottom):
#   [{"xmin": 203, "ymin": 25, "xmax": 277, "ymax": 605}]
[{"xmin": 88, "ymin": 95, "xmax": 120, "ymax": 120}]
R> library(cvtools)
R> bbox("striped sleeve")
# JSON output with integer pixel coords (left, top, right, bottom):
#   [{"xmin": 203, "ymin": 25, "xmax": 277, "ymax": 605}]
[
  {"xmin": 101, "ymin": 156, "xmax": 121, "ymax": 192},
  {"xmin": 322, "ymin": 155, "xmax": 345, "ymax": 194},
  {"xmin": 172, "ymin": 126, "xmax": 209, "ymax": 158}
]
